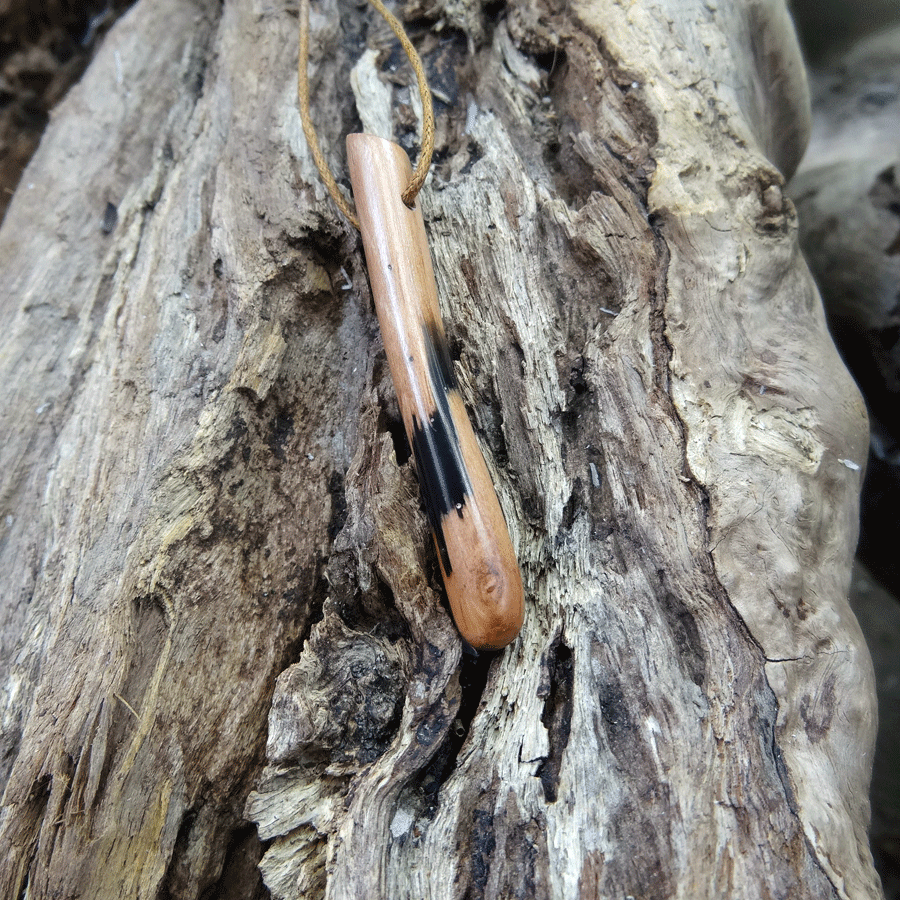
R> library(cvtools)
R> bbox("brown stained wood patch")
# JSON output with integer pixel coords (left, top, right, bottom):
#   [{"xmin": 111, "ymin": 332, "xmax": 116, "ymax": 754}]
[
  {"xmin": 577, "ymin": 849, "xmax": 605, "ymax": 899},
  {"xmin": 798, "ymin": 674, "xmax": 838, "ymax": 744}
]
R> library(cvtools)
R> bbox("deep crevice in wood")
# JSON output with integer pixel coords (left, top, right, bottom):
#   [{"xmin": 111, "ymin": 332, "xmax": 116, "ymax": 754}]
[
  {"xmin": 459, "ymin": 776, "xmax": 500, "ymax": 900},
  {"xmin": 536, "ymin": 633, "xmax": 574, "ymax": 803},
  {"xmin": 326, "ymin": 470, "xmax": 348, "ymax": 540},
  {"xmin": 378, "ymin": 406, "xmax": 412, "ymax": 467},
  {"xmin": 282, "ymin": 561, "xmax": 327, "ymax": 671},
  {"xmin": 402, "ymin": 649, "xmax": 493, "ymax": 822}
]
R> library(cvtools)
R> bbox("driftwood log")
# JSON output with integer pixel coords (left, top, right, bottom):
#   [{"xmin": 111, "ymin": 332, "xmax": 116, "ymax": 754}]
[{"xmin": 0, "ymin": 0, "xmax": 882, "ymax": 897}]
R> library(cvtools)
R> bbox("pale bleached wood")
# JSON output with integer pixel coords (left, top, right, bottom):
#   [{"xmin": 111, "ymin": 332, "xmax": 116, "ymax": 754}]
[{"xmin": 0, "ymin": 0, "xmax": 882, "ymax": 898}]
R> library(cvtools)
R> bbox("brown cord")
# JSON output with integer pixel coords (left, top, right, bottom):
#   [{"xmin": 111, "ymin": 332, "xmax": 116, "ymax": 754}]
[{"xmin": 298, "ymin": 0, "xmax": 435, "ymax": 230}]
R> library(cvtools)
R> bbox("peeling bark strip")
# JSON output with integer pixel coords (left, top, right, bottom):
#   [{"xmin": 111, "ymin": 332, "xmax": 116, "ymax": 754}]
[
  {"xmin": 347, "ymin": 133, "xmax": 524, "ymax": 651},
  {"xmin": 0, "ymin": 0, "xmax": 881, "ymax": 898}
]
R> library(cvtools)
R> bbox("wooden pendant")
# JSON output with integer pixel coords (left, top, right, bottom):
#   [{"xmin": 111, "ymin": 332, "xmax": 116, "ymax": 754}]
[{"xmin": 347, "ymin": 133, "xmax": 524, "ymax": 650}]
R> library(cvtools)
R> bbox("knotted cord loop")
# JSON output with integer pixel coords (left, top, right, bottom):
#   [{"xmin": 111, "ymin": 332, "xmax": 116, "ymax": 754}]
[{"xmin": 298, "ymin": 0, "xmax": 435, "ymax": 230}]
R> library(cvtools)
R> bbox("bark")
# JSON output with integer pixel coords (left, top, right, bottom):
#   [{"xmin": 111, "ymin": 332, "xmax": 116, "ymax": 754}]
[{"xmin": 0, "ymin": 0, "xmax": 881, "ymax": 898}]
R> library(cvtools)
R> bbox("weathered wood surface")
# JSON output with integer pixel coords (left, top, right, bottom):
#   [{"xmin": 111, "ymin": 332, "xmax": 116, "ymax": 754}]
[{"xmin": 0, "ymin": 0, "xmax": 881, "ymax": 898}]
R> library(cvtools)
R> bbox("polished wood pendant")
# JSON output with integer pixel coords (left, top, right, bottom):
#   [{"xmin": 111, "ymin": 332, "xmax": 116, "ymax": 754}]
[{"xmin": 347, "ymin": 133, "xmax": 524, "ymax": 650}]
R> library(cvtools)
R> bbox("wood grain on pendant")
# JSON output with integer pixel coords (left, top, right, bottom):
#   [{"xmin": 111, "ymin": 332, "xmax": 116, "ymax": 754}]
[{"xmin": 347, "ymin": 133, "xmax": 524, "ymax": 650}]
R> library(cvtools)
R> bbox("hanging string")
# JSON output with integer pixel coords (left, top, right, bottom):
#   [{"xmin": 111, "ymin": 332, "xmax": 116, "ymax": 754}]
[{"xmin": 298, "ymin": 0, "xmax": 435, "ymax": 230}]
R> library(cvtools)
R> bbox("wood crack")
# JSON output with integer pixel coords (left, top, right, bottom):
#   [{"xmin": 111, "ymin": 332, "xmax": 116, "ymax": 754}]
[{"xmin": 535, "ymin": 632, "xmax": 574, "ymax": 803}]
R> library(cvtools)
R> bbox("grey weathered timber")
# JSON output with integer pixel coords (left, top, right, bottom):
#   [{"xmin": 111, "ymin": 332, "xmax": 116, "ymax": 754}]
[{"xmin": 0, "ymin": 0, "xmax": 882, "ymax": 898}]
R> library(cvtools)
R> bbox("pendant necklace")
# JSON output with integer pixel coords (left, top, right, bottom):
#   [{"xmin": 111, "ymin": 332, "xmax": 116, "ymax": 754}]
[{"xmin": 297, "ymin": 0, "xmax": 524, "ymax": 650}]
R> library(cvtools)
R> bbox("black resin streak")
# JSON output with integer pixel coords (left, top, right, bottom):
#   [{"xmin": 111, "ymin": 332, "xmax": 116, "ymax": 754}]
[
  {"xmin": 425, "ymin": 320, "xmax": 458, "ymax": 391},
  {"xmin": 410, "ymin": 323, "xmax": 472, "ymax": 573}
]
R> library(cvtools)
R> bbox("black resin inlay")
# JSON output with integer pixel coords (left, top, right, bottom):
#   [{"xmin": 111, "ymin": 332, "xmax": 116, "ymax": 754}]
[
  {"xmin": 425, "ymin": 320, "xmax": 458, "ymax": 391},
  {"xmin": 410, "ymin": 322, "xmax": 471, "ymax": 573}
]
